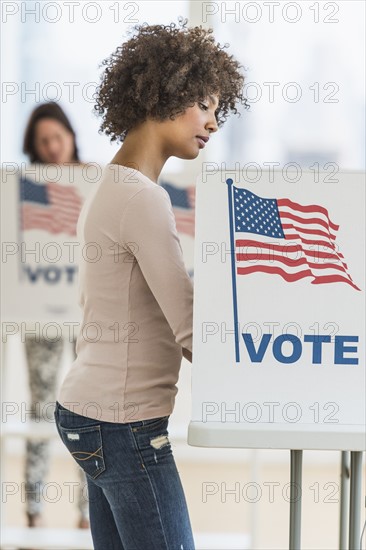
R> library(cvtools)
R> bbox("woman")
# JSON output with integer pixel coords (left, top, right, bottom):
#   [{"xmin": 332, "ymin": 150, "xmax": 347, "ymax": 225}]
[
  {"xmin": 22, "ymin": 102, "xmax": 90, "ymax": 529},
  {"xmin": 54, "ymin": 18, "xmax": 248, "ymax": 549}
]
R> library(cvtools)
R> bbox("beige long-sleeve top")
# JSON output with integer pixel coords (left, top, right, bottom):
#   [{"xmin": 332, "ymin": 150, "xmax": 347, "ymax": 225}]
[{"xmin": 57, "ymin": 164, "xmax": 193, "ymax": 423}]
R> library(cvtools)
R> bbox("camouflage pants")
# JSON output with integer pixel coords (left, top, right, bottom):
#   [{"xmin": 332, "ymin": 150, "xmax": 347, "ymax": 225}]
[{"xmin": 24, "ymin": 335, "xmax": 89, "ymax": 519}]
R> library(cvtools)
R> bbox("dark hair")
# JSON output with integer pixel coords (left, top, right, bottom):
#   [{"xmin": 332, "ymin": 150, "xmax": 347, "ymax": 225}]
[
  {"xmin": 23, "ymin": 101, "xmax": 80, "ymax": 163},
  {"xmin": 94, "ymin": 17, "xmax": 249, "ymax": 144}
]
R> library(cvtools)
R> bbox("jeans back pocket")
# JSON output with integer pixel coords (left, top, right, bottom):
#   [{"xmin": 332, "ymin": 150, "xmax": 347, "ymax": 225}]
[{"xmin": 57, "ymin": 423, "xmax": 106, "ymax": 479}]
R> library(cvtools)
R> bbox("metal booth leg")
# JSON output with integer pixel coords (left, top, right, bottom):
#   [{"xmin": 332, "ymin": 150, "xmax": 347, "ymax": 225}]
[
  {"xmin": 349, "ymin": 451, "xmax": 363, "ymax": 550},
  {"xmin": 339, "ymin": 451, "xmax": 350, "ymax": 550},
  {"xmin": 289, "ymin": 449, "xmax": 303, "ymax": 550}
]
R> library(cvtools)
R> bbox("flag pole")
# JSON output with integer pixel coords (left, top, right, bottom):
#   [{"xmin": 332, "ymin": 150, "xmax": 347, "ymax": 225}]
[{"xmin": 226, "ymin": 178, "xmax": 240, "ymax": 363}]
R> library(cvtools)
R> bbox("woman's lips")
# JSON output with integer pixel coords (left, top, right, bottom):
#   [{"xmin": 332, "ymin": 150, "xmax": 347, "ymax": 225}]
[{"xmin": 196, "ymin": 137, "xmax": 206, "ymax": 149}]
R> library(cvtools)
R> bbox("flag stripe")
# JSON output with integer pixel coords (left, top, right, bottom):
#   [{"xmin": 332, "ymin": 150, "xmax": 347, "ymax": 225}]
[
  {"xmin": 237, "ymin": 264, "xmax": 358, "ymax": 289},
  {"xmin": 236, "ymin": 252, "xmax": 349, "ymax": 271},
  {"xmin": 277, "ymin": 197, "xmax": 339, "ymax": 230},
  {"xmin": 281, "ymin": 223, "xmax": 337, "ymax": 240},
  {"xmin": 237, "ymin": 265, "xmax": 313, "ymax": 281},
  {"xmin": 283, "ymin": 233, "xmax": 345, "ymax": 258},
  {"xmin": 279, "ymin": 211, "xmax": 336, "ymax": 233},
  {"xmin": 310, "ymin": 275, "xmax": 360, "ymax": 289},
  {"xmin": 236, "ymin": 239, "xmax": 346, "ymax": 264},
  {"xmin": 239, "ymin": 258, "xmax": 349, "ymax": 277}
]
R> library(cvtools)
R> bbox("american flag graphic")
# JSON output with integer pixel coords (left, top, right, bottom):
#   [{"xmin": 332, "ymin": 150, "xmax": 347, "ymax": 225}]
[
  {"xmin": 232, "ymin": 185, "xmax": 360, "ymax": 291},
  {"xmin": 19, "ymin": 176, "xmax": 83, "ymax": 236},
  {"xmin": 160, "ymin": 181, "xmax": 195, "ymax": 237}
]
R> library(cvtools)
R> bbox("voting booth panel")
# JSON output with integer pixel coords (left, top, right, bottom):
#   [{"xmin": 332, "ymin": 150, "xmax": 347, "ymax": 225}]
[
  {"xmin": 188, "ymin": 170, "xmax": 365, "ymax": 451},
  {"xmin": 0, "ymin": 165, "xmax": 195, "ymax": 332},
  {"xmin": 1, "ymin": 165, "xmax": 93, "ymax": 327}
]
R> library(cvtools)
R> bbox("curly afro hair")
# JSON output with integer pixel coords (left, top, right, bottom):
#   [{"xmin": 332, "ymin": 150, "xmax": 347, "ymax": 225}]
[{"xmin": 93, "ymin": 17, "xmax": 249, "ymax": 143}]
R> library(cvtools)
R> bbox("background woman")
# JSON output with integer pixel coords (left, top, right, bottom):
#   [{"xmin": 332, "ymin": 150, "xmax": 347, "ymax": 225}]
[{"xmin": 22, "ymin": 101, "xmax": 89, "ymax": 529}]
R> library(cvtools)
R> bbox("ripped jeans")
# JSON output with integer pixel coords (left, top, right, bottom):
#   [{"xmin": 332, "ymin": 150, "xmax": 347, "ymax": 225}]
[{"xmin": 54, "ymin": 401, "xmax": 195, "ymax": 550}]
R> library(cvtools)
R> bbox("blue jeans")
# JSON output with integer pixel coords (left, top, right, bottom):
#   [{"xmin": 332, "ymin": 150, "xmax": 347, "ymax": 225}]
[{"xmin": 54, "ymin": 401, "xmax": 195, "ymax": 549}]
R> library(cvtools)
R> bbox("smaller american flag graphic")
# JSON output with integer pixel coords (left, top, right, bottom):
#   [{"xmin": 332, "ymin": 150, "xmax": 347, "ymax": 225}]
[
  {"xmin": 19, "ymin": 176, "xmax": 83, "ymax": 236},
  {"xmin": 232, "ymin": 186, "xmax": 360, "ymax": 291},
  {"xmin": 160, "ymin": 181, "xmax": 195, "ymax": 237}
]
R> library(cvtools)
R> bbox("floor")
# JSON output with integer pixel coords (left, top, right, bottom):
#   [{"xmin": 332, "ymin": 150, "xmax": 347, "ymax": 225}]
[{"xmin": 3, "ymin": 449, "xmax": 365, "ymax": 549}]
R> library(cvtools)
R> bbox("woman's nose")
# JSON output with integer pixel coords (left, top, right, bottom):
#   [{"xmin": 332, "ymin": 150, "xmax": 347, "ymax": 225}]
[{"xmin": 207, "ymin": 115, "xmax": 218, "ymax": 134}]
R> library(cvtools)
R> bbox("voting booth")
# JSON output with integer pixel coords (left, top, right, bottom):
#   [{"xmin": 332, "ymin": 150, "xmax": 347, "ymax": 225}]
[
  {"xmin": 0, "ymin": 164, "xmax": 195, "ymax": 327},
  {"xmin": 188, "ymin": 169, "xmax": 365, "ymax": 549},
  {"xmin": 1, "ymin": 164, "xmax": 95, "ymax": 328}
]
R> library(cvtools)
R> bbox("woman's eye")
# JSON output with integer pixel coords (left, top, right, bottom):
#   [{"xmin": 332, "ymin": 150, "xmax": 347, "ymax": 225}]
[{"xmin": 199, "ymin": 103, "xmax": 208, "ymax": 111}]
